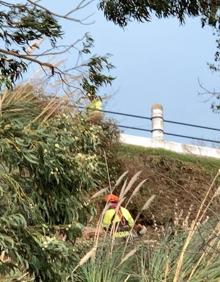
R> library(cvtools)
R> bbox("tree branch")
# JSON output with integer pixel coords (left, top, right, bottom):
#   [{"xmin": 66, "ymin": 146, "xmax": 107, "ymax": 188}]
[
  {"xmin": 25, "ymin": 36, "xmax": 86, "ymax": 57},
  {"xmin": 0, "ymin": 48, "xmax": 55, "ymax": 72},
  {"xmin": 65, "ymin": 0, "xmax": 95, "ymax": 16},
  {"xmin": 27, "ymin": 0, "xmax": 94, "ymax": 25}
]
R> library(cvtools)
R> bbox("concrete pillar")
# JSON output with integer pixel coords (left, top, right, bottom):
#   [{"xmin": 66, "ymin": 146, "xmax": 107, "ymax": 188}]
[{"xmin": 151, "ymin": 104, "xmax": 164, "ymax": 141}]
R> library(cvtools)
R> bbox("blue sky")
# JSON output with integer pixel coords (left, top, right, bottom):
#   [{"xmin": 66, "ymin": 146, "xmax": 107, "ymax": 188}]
[{"xmin": 41, "ymin": 1, "xmax": 220, "ymax": 144}]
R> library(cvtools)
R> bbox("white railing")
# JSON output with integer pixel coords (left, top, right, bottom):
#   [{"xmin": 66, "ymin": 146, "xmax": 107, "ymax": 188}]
[{"xmin": 120, "ymin": 104, "xmax": 220, "ymax": 159}]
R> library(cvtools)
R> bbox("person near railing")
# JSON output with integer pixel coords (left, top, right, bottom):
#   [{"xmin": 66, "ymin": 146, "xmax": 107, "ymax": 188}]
[{"xmin": 87, "ymin": 94, "xmax": 103, "ymax": 123}]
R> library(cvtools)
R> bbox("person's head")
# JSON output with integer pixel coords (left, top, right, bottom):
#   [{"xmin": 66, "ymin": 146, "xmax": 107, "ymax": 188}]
[{"xmin": 104, "ymin": 194, "xmax": 119, "ymax": 208}]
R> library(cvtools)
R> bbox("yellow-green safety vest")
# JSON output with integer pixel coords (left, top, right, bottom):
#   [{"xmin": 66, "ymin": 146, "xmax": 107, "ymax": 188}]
[
  {"xmin": 102, "ymin": 207, "xmax": 134, "ymax": 238},
  {"xmin": 88, "ymin": 99, "xmax": 102, "ymax": 111}
]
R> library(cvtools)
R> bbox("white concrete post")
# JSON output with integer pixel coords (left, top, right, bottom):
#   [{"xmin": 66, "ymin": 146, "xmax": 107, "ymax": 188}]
[{"xmin": 151, "ymin": 104, "xmax": 164, "ymax": 141}]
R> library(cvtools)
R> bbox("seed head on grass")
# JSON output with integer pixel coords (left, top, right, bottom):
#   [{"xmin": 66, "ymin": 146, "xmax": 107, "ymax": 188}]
[
  {"xmin": 213, "ymin": 186, "xmax": 220, "ymax": 198},
  {"xmin": 123, "ymin": 274, "xmax": 131, "ymax": 282},
  {"xmin": 141, "ymin": 195, "xmax": 156, "ymax": 211},
  {"xmin": 119, "ymin": 179, "xmax": 128, "ymax": 199},
  {"xmin": 119, "ymin": 248, "xmax": 138, "ymax": 267},
  {"xmin": 125, "ymin": 178, "xmax": 148, "ymax": 208},
  {"xmin": 72, "ymin": 246, "xmax": 97, "ymax": 273},
  {"xmin": 91, "ymin": 187, "xmax": 108, "ymax": 199},
  {"xmin": 114, "ymin": 171, "xmax": 129, "ymax": 189},
  {"xmin": 120, "ymin": 171, "xmax": 142, "ymax": 198}
]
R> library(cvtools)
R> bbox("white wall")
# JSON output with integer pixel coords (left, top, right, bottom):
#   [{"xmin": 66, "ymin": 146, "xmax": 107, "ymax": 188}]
[{"xmin": 120, "ymin": 133, "xmax": 220, "ymax": 159}]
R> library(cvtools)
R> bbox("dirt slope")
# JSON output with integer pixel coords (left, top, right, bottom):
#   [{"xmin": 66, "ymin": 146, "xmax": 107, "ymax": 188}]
[{"xmin": 116, "ymin": 145, "xmax": 220, "ymax": 226}]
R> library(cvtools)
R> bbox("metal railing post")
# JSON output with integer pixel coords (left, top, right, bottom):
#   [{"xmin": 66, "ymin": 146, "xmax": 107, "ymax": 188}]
[{"xmin": 151, "ymin": 104, "xmax": 164, "ymax": 141}]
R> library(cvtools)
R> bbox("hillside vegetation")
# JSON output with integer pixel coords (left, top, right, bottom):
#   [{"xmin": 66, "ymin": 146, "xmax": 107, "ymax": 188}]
[
  {"xmin": 0, "ymin": 85, "xmax": 119, "ymax": 281},
  {"xmin": 74, "ymin": 144, "xmax": 220, "ymax": 282},
  {"xmin": 116, "ymin": 144, "xmax": 220, "ymax": 225},
  {"xmin": 1, "ymin": 83, "xmax": 220, "ymax": 281}
]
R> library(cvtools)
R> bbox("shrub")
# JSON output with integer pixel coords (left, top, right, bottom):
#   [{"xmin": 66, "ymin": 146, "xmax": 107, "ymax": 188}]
[{"xmin": 0, "ymin": 84, "xmax": 120, "ymax": 280}]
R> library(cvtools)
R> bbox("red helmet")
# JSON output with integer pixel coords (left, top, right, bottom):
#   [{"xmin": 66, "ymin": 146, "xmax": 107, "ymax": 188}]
[{"xmin": 104, "ymin": 194, "xmax": 119, "ymax": 203}]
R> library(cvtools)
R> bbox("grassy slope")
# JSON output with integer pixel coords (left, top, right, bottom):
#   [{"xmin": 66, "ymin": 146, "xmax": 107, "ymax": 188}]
[{"xmin": 119, "ymin": 144, "xmax": 220, "ymax": 173}]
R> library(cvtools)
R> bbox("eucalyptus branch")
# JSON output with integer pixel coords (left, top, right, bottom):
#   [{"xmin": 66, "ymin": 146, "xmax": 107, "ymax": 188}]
[
  {"xmin": 27, "ymin": 0, "xmax": 94, "ymax": 25},
  {"xmin": 26, "ymin": 36, "xmax": 86, "ymax": 57},
  {"xmin": 0, "ymin": 48, "xmax": 55, "ymax": 73},
  {"xmin": 65, "ymin": 0, "xmax": 95, "ymax": 16}
]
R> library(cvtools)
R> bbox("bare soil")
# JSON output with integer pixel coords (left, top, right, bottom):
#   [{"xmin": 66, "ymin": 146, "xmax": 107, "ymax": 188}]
[{"xmin": 116, "ymin": 145, "xmax": 220, "ymax": 226}]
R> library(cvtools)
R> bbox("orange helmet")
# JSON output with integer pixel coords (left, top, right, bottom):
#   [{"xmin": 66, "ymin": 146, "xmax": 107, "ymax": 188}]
[{"xmin": 104, "ymin": 194, "xmax": 119, "ymax": 203}]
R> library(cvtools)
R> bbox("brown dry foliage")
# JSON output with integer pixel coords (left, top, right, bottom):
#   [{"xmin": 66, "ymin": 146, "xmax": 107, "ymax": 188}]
[{"xmin": 118, "ymin": 153, "xmax": 220, "ymax": 225}]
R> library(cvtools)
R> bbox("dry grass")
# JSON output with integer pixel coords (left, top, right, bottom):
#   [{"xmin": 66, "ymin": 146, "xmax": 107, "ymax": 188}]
[
  {"xmin": 73, "ymin": 166, "xmax": 220, "ymax": 282},
  {"xmin": 72, "ymin": 171, "xmax": 152, "ymax": 276},
  {"xmin": 173, "ymin": 169, "xmax": 220, "ymax": 282},
  {"xmin": 0, "ymin": 83, "xmax": 74, "ymax": 126}
]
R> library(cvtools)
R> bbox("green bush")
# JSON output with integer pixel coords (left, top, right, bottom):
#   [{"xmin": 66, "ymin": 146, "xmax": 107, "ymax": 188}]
[{"xmin": 0, "ymin": 84, "xmax": 120, "ymax": 280}]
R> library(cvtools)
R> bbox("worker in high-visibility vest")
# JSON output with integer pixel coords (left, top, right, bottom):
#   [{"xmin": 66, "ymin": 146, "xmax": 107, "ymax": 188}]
[
  {"xmin": 88, "ymin": 97, "xmax": 102, "ymax": 111},
  {"xmin": 102, "ymin": 194, "xmax": 135, "ymax": 238},
  {"xmin": 87, "ymin": 95, "xmax": 103, "ymax": 123}
]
